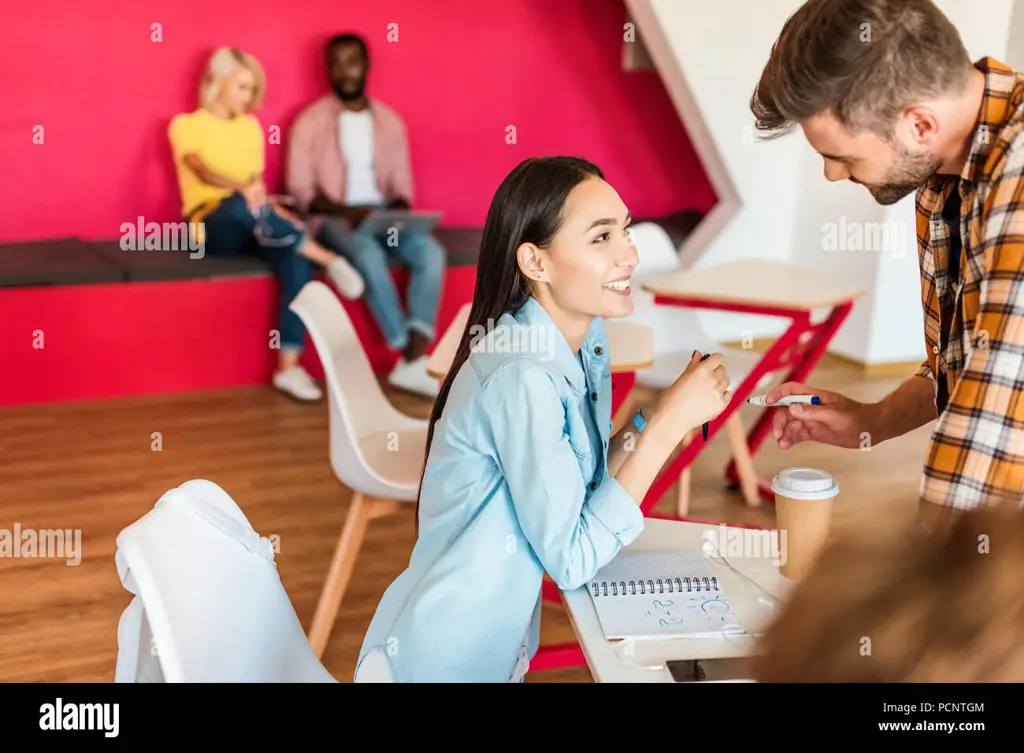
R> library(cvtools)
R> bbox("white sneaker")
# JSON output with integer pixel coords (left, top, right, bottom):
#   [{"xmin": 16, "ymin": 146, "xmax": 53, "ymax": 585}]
[
  {"xmin": 273, "ymin": 365, "xmax": 323, "ymax": 401},
  {"xmin": 325, "ymin": 256, "xmax": 365, "ymax": 300},
  {"xmin": 388, "ymin": 356, "xmax": 440, "ymax": 398}
]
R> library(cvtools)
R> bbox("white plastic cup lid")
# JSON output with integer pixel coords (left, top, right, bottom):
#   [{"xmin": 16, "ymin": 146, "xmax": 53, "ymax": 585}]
[{"xmin": 771, "ymin": 467, "xmax": 839, "ymax": 500}]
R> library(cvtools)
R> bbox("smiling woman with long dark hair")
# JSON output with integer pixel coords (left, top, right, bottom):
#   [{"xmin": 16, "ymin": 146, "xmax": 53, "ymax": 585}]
[{"xmin": 354, "ymin": 156, "xmax": 732, "ymax": 683}]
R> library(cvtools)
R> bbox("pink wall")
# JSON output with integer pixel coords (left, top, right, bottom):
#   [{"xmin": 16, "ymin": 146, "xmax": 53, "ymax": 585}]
[{"xmin": 0, "ymin": 0, "xmax": 715, "ymax": 244}]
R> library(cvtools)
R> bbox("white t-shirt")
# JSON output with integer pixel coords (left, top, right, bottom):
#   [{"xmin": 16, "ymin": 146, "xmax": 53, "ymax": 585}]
[{"xmin": 339, "ymin": 109, "xmax": 384, "ymax": 206}]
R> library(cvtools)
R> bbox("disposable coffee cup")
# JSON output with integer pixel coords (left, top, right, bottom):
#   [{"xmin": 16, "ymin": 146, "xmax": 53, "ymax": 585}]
[{"xmin": 771, "ymin": 467, "xmax": 839, "ymax": 580}]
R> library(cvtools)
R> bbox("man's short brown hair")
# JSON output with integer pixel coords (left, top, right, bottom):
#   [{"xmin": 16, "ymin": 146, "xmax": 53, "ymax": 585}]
[
  {"xmin": 748, "ymin": 504, "xmax": 1024, "ymax": 682},
  {"xmin": 750, "ymin": 0, "xmax": 974, "ymax": 139}
]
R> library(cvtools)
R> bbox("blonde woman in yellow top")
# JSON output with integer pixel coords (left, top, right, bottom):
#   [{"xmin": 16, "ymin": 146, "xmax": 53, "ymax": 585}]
[{"xmin": 169, "ymin": 47, "xmax": 364, "ymax": 401}]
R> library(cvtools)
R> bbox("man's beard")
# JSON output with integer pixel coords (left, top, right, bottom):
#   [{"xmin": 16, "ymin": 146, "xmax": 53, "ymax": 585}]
[
  {"xmin": 861, "ymin": 146, "xmax": 943, "ymax": 205},
  {"xmin": 332, "ymin": 79, "xmax": 366, "ymax": 102}
]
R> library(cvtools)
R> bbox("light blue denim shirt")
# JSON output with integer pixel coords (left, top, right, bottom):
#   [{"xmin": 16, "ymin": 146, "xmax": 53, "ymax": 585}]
[{"xmin": 355, "ymin": 295, "xmax": 645, "ymax": 682}]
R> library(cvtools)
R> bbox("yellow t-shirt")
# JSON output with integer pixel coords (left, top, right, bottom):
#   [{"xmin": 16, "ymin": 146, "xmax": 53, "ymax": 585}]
[{"xmin": 168, "ymin": 108, "xmax": 265, "ymax": 217}]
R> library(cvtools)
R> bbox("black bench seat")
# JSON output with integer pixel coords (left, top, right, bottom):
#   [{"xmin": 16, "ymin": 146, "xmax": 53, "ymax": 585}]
[{"xmin": 0, "ymin": 210, "xmax": 703, "ymax": 288}]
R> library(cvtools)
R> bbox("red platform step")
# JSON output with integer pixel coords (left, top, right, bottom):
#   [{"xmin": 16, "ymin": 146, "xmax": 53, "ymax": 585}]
[{"xmin": 0, "ymin": 266, "xmax": 478, "ymax": 407}]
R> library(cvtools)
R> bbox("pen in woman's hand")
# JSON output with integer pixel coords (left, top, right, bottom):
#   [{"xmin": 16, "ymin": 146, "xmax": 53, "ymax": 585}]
[{"xmin": 700, "ymin": 353, "xmax": 711, "ymax": 441}]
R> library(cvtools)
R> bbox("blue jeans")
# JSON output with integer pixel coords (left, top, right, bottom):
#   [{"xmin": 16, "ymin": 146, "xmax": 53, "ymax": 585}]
[
  {"xmin": 317, "ymin": 217, "xmax": 445, "ymax": 351},
  {"xmin": 199, "ymin": 193, "xmax": 313, "ymax": 352}
]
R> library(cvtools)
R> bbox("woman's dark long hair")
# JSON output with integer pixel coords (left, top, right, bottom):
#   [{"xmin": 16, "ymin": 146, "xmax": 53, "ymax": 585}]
[{"xmin": 414, "ymin": 156, "xmax": 605, "ymax": 529}]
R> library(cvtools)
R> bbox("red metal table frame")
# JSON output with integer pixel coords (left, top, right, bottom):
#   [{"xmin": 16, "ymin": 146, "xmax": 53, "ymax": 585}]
[
  {"xmin": 642, "ymin": 295, "xmax": 855, "ymax": 511},
  {"xmin": 530, "ymin": 296, "xmax": 855, "ymax": 673}
]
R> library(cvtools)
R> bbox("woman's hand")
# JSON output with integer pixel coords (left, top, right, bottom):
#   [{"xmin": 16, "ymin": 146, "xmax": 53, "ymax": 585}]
[
  {"xmin": 650, "ymin": 350, "xmax": 730, "ymax": 442},
  {"xmin": 241, "ymin": 180, "xmax": 267, "ymax": 212},
  {"xmin": 612, "ymin": 350, "xmax": 731, "ymax": 506}
]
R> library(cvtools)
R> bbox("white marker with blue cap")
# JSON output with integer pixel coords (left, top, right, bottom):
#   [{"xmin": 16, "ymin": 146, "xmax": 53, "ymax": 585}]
[{"xmin": 746, "ymin": 394, "xmax": 821, "ymax": 406}]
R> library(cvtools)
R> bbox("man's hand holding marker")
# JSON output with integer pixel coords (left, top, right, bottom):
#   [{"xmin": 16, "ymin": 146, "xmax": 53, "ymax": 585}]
[
  {"xmin": 747, "ymin": 394, "xmax": 821, "ymax": 406},
  {"xmin": 760, "ymin": 381, "xmax": 879, "ymax": 450}
]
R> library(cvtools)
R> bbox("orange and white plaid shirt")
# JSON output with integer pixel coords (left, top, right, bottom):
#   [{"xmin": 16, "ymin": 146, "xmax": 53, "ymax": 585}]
[{"xmin": 915, "ymin": 57, "xmax": 1024, "ymax": 509}]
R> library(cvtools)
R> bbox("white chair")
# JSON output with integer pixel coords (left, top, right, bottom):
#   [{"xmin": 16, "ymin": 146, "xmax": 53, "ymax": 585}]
[
  {"xmin": 289, "ymin": 280, "xmax": 429, "ymax": 658},
  {"xmin": 114, "ymin": 478, "xmax": 337, "ymax": 682},
  {"xmin": 620, "ymin": 222, "xmax": 774, "ymax": 513}
]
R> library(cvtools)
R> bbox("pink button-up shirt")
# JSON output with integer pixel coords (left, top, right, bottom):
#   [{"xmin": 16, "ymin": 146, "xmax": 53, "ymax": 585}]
[{"xmin": 286, "ymin": 94, "xmax": 414, "ymax": 214}]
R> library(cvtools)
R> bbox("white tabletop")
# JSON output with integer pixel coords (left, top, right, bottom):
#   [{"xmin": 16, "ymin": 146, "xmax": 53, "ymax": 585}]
[
  {"xmin": 560, "ymin": 518, "xmax": 795, "ymax": 683},
  {"xmin": 641, "ymin": 259, "xmax": 865, "ymax": 312}
]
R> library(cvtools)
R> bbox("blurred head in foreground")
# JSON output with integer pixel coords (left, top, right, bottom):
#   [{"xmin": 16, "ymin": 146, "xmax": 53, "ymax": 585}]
[{"xmin": 750, "ymin": 505, "xmax": 1024, "ymax": 682}]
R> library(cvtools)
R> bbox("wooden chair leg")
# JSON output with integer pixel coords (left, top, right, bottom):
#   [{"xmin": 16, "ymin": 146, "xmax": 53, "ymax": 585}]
[
  {"xmin": 724, "ymin": 414, "xmax": 760, "ymax": 507},
  {"xmin": 308, "ymin": 494, "xmax": 400, "ymax": 658}
]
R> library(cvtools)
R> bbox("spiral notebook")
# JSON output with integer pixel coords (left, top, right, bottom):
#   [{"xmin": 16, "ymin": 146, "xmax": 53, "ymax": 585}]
[{"xmin": 587, "ymin": 550, "xmax": 745, "ymax": 639}]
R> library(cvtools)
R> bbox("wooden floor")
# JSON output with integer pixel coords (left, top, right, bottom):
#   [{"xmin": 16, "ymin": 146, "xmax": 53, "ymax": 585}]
[{"xmin": 0, "ymin": 356, "xmax": 930, "ymax": 683}]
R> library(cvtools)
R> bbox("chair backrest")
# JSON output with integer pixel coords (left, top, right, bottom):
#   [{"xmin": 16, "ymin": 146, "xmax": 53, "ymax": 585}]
[
  {"xmin": 289, "ymin": 281, "xmax": 411, "ymax": 494},
  {"xmin": 627, "ymin": 222, "xmax": 717, "ymax": 355},
  {"xmin": 632, "ymin": 221, "xmax": 685, "ymax": 277},
  {"xmin": 113, "ymin": 479, "xmax": 336, "ymax": 683}
]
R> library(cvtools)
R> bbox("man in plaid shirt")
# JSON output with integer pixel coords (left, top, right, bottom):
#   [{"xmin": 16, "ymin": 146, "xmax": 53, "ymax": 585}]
[{"xmin": 750, "ymin": 0, "xmax": 1024, "ymax": 514}]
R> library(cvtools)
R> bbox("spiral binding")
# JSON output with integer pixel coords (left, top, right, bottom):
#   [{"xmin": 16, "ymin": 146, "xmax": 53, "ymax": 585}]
[{"xmin": 589, "ymin": 576, "xmax": 719, "ymax": 597}]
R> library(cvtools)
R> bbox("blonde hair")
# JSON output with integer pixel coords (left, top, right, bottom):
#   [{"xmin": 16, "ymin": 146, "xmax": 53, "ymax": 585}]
[
  {"xmin": 749, "ymin": 504, "xmax": 1024, "ymax": 682},
  {"xmin": 199, "ymin": 46, "xmax": 265, "ymax": 112}
]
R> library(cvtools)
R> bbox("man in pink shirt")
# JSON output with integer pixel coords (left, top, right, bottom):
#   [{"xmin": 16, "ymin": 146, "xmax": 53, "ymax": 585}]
[{"xmin": 287, "ymin": 33, "xmax": 446, "ymax": 398}]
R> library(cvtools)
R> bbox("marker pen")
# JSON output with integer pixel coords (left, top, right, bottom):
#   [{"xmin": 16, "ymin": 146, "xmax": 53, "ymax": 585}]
[{"xmin": 746, "ymin": 394, "xmax": 821, "ymax": 406}]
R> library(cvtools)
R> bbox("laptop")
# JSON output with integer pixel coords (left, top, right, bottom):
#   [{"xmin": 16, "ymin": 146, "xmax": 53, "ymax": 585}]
[{"xmin": 357, "ymin": 209, "xmax": 443, "ymax": 236}]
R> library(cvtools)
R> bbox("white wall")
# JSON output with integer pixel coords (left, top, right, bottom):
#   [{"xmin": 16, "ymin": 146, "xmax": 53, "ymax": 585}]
[
  {"xmin": 628, "ymin": 0, "xmax": 808, "ymax": 344},
  {"xmin": 1007, "ymin": 0, "xmax": 1024, "ymax": 72},
  {"xmin": 627, "ymin": 0, "xmax": 1014, "ymax": 364}
]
